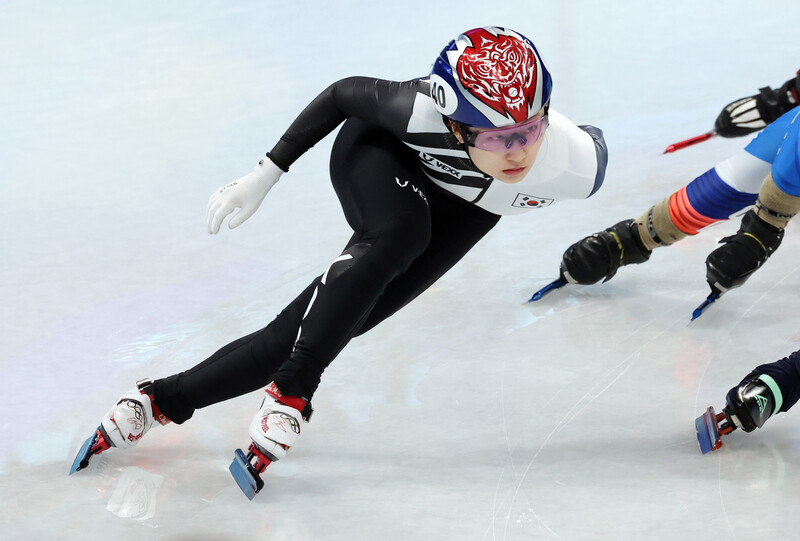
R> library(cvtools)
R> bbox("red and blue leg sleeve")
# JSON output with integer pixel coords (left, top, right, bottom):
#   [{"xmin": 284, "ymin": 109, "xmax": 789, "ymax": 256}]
[
  {"xmin": 667, "ymin": 106, "xmax": 800, "ymax": 235},
  {"xmin": 668, "ymin": 166, "xmax": 760, "ymax": 234}
]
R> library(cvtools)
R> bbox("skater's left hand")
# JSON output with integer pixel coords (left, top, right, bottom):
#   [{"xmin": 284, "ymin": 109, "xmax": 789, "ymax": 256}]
[{"xmin": 207, "ymin": 157, "xmax": 284, "ymax": 234}]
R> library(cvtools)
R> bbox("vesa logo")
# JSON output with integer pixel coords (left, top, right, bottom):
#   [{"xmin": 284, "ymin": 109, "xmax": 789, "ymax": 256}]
[{"xmin": 420, "ymin": 152, "xmax": 462, "ymax": 179}]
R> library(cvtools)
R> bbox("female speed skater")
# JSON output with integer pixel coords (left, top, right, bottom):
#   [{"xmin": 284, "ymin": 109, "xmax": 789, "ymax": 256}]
[{"xmin": 71, "ymin": 26, "xmax": 610, "ymax": 497}]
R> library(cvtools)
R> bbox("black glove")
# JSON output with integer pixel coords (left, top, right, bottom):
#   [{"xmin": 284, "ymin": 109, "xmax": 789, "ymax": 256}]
[
  {"xmin": 560, "ymin": 219, "xmax": 651, "ymax": 285},
  {"xmin": 715, "ymin": 72, "xmax": 800, "ymax": 138},
  {"xmin": 705, "ymin": 210, "xmax": 784, "ymax": 293},
  {"xmin": 724, "ymin": 373, "xmax": 777, "ymax": 432}
]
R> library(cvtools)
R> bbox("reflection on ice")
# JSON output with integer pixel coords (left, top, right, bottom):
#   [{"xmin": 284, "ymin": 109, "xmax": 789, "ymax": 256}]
[{"xmin": 105, "ymin": 466, "xmax": 164, "ymax": 521}]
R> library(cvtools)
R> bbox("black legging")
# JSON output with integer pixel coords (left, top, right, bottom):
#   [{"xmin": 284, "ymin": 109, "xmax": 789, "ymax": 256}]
[{"xmin": 153, "ymin": 119, "xmax": 500, "ymax": 423}]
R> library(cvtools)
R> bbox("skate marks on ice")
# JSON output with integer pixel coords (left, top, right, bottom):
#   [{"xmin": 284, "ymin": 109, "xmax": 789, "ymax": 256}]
[
  {"xmin": 483, "ymin": 298, "xmax": 685, "ymax": 538},
  {"xmin": 691, "ymin": 259, "xmax": 800, "ymax": 426},
  {"xmin": 707, "ymin": 435, "xmax": 798, "ymax": 541},
  {"xmin": 509, "ymin": 286, "xmax": 616, "ymax": 334},
  {"xmin": 488, "ymin": 351, "xmax": 651, "ymax": 537},
  {"xmin": 481, "ymin": 272, "xmax": 800, "ymax": 539},
  {"xmin": 688, "ymin": 266, "xmax": 800, "ymax": 538}
]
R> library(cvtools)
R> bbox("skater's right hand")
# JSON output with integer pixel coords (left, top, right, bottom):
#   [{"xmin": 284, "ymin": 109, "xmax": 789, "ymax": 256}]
[{"xmin": 206, "ymin": 157, "xmax": 284, "ymax": 234}]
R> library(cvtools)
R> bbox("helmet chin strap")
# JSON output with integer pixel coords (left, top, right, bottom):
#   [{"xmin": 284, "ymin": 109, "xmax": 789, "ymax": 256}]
[
  {"xmin": 441, "ymin": 115, "xmax": 474, "ymax": 157},
  {"xmin": 456, "ymin": 123, "xmax": 473, "ymax": 155}
]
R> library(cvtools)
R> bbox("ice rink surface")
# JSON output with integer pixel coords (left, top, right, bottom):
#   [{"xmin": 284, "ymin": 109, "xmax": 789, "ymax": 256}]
[{"xmin": 3, "ymin": 1, "xmax": 800, "ymax": 539}]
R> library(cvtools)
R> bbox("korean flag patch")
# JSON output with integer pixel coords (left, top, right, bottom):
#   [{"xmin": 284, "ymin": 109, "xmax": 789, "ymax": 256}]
[{"xmin": 513, "ymin": 193, "xmax": 554, "ymax": 209}]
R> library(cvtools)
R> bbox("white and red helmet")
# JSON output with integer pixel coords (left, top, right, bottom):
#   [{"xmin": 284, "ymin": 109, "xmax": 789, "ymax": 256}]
[{"xmin": 430, "ymin": 26, "xmax": 552, "ymax": 128}]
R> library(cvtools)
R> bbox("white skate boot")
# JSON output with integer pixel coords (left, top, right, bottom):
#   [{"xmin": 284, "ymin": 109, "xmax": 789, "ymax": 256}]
[
  {"xmin": 70, "ymin": 379, "xmax": 170, "ymax": 474},
  {"xmin": 101, "ymin": 386, "xmax": 156, "ymax": 449},
  {"xmin": 229, "ymin": 381, "xmax": 309, "ymax": 499},
  {"xmin": 248, "ymin": 381, "xmax": 306, "ymax": 460}
]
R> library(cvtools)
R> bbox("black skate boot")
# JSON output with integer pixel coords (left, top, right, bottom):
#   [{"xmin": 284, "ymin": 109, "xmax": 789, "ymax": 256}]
[
  {"xmin": 560, "ymin": 219, "xmax": 652, "ymax": 285},
  {"xmin": 705, "ymin": 210, "xmax": 783, "ymax": 294}
]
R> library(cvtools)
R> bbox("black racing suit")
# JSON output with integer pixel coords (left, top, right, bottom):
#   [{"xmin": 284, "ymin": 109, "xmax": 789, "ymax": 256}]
[{"xmin": 152, "ymin": 77, "xmax": 607, "ymax": 422}]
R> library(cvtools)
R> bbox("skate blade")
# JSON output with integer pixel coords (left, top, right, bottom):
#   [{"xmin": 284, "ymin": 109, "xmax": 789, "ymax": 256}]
[
  {"xmin": 69, "ymin": 427, "xmax": 101, "ymax": 475},
  {"xmin": 528, "ymin": 278, "xmax": 566, "ymax": 302},
  {"xmin": 229, "ymin": 448, "xmax": 264, "ymax": 500},
  {"xmin": 690, "ymin": 293, "xmax": 719, "ymax": 322},
  {"xmin": 695, "ymin": 407, "xmax": 722, "ymax": 454}
]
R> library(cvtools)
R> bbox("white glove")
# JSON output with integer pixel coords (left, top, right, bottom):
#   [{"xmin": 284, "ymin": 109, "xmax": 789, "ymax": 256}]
[{"xmin": 206, "ymin": 157, "xmax": 284, "ymax": 234}]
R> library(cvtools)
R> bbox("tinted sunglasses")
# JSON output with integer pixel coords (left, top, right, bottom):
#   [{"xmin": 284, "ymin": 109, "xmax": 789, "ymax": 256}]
[{"xmin": 466, "ymin": 114, "xmax": 549, "ymax": 152}]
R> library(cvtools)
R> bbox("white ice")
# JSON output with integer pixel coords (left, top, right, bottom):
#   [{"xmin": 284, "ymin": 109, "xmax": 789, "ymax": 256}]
[{"xmin": 3, "ymin": 1, "xmax": 800, "ymax": 539}]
